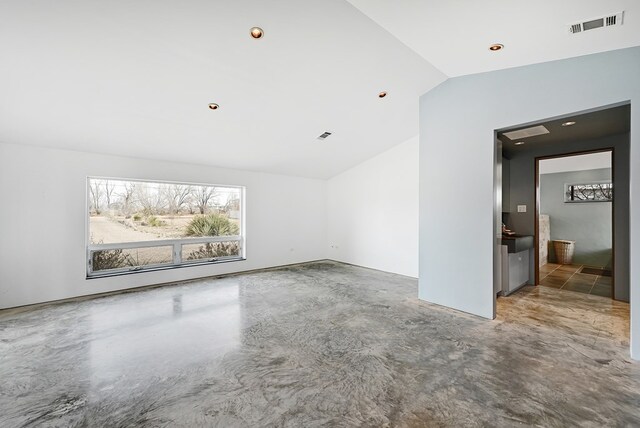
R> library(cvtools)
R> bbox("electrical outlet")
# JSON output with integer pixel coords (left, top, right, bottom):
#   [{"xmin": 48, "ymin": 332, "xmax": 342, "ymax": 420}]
[{"xmin": 517, "ymin": 205, "xmax": 527, "ymax": 213}]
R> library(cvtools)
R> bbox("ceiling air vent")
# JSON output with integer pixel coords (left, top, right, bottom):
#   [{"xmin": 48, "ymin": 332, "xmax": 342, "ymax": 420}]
[
  {"xmin": 502, "ymin": 125, "xmax": 549, "ymax": 141},
  {"xmin": 569, "ymin": 12, "xmax": 624, "ymax": 34},
  {"xmin": 570, "ymin": 23, "xmax": 582, "ymax": 34},
  {"xmin": 317, "ymin": 131, "xmax": 332, "ymax": 140}
]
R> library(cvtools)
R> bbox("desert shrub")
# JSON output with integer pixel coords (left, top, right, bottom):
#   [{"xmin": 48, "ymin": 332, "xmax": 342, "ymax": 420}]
[
  {"xmin": 184, "ymin": 213, "xmax": 239, "ymax": 237},
  {"xmin": 141, "ymin": 215, "xmax": 166, "ymax": 227},
  {"xmin": 132, "ymin": 213, "xmax": 142, "ymax": 221},
  {"xmin": 186, "ymin": 242, "xmax": 240, "ymax": 260},
  {"xmin": 92, "ymin": 249, "xmax": 135, "ymax": 271}
]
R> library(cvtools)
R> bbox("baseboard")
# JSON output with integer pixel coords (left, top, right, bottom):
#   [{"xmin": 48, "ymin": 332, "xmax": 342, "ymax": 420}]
[{"xmin": 0, "ymin": 259, "xmax": 333, "ymax": 315}]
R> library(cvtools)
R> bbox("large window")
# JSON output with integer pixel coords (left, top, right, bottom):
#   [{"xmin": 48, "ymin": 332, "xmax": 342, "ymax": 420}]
[{"xmin": 87, "ymin": 178, "xmax": 244, "ymax": 277}]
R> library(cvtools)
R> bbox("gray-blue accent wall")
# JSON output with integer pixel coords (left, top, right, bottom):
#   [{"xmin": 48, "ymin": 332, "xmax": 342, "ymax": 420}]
[{"xmin": 419, "ymin": 47, "xmax": 640, "ymax": 359}]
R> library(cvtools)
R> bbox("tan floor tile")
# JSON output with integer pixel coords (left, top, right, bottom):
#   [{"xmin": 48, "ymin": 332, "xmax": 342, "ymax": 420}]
[
  {"xmin": 591, "ymin": 285, "xmax": 613, "ymax": 298},
  {"xmin": 565, "ymin": 278, "xmax": 595, "ymax": 288},
  {"xmin": 546, "ymin": 271, "xmax": 573, "ymax": 281},
  {"xmin": 540, "ymin": 277, "xmax": 565, "ymax": 288},
  {"xmin": 540, "ymin": 264, "xmax": 560, "ymax": 274},
  {"xmin": 556, "ymin": 265, "xmax": 582, "ymax": 273},
  {"xmin": 571, "ymin": 273, "xmax": 598, "ymax": 283},
  {"xmin": 596, "ymin": 276, "xmax": 612, "ymax": 286},
  {"xmin": 562, "ymin": 281, "xmax": 593, "ymax": 294}
]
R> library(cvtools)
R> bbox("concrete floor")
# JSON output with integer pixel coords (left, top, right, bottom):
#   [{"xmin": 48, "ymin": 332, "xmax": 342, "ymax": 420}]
[{"xmin": 0, "ymin": 261, "xmax": 637, "ymax": 427}]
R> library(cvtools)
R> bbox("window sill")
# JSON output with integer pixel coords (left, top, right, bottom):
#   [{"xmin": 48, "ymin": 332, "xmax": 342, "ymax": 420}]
[{"xmin": 86, "ymin": 257, "xmax": 246, "ymax": 280}]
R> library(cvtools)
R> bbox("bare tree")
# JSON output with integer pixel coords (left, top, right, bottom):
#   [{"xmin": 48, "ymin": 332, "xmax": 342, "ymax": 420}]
[
  {"xmin": 597, "ymin": 183, "xmax": 613, "ymax": 200},
  {"xmin": 222, "ymin": 194, "xmax": 240, "ymax": 214},
  {"xmin": 194, "ymin": 186, "xmax": 218, "ymax": 214},
  {"xmin": 118, "ymin": 182, "xmax": 137, "ymax": 215},
  {"xmin": 166, "ymin": 184, "xmax": 193, "ymax": 214},
  {"xmin": 136, "ymin": 183, "xmax": 165, "ymax": 215},
  {"xmin": 89, "ymin": 180, "xmax": 104, "ymax": 215},
  {"xmin": 104, "ymin": 180, "xmax": 116, "ymax": 209}
]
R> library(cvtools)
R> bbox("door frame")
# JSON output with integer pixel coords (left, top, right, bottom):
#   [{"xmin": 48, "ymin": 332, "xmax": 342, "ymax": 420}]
[{"xmin": 534, "ymin": 148, "xmax": 615, "ymax": 298}]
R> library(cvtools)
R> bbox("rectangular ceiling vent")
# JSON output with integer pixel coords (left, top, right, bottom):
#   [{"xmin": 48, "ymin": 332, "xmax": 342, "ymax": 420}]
[
  {"xmin": 502, "ymin": 125, "xmax": 549, "ymax": 141},
  {"xmin": 317, "ymin": 131, "xmax": 332, "ymax": 140},
  {"xmin": 569, "ymin": 12, "xmax": 624, "ymax": 34}
]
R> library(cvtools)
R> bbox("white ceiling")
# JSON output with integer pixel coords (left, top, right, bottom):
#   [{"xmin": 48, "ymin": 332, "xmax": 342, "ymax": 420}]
[
  {"xmin": 2, "ymin": 1, "xmax": 638, "ymax": 179},
  {"xmin": 539, "ymin": 152, "xmax": 611, "ymax": 175},
  {"xmin": 0, "ymin": 0, "xmax": 445, "ymax": 179},
  {"xmin": 346, "ymin": 0, "xmax": 640, "ymax": 77}
]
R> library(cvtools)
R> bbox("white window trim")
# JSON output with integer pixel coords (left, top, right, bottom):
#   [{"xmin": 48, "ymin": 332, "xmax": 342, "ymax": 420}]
[{"xmin": 86, "ymin": 176, "xmax": 246, "ymax": 278}]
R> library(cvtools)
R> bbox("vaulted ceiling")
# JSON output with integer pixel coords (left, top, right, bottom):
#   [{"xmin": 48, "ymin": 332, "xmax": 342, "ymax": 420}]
[
  {"xmin": 346, "ymin": 0, "xmax": 640, "ymax": 77},
  {"xmin": 1, "ymin": 1, "xmax": 638, "ymax": 179},
  {"xmin": 0, "ymin": 0, "xmax": 445, "ymax": 179}
]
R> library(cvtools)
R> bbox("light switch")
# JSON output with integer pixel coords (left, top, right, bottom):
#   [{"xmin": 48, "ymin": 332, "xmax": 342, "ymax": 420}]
[{"xmin": 517, "ymin": 205, "xmax": 527, "ymax": 213}]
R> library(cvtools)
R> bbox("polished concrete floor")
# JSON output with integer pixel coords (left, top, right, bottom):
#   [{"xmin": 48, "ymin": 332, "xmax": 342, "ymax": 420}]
[{"xmin": 0, "ymin": 261, "xmax": 637, "ymax": 427}]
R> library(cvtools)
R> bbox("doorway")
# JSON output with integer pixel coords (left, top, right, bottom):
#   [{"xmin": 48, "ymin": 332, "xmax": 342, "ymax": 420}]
[
  {"xmin": 535, "ymin": 150, "xmax": 614, "ymax": 298},
  {"xmin": 494, "ymin": 102, "xmax": 630, "ymax": 304}
]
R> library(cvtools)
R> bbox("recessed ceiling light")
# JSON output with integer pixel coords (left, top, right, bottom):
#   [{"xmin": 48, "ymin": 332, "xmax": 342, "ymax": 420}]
[
  {"xmin": 489, "ymin": 44, "xmax": 504, "ymax": 51},
  {"xmin": 250, "ymin": 27, "xmax": 264, "ymax": 39},
  {"xmin": 562, "ymin": 121, "xmax": 576, "ymax": 126},
  {"xmin": 378, "ymin": 91, "xmax": 387, "ymax": 98},
  {"xmin": 208, "ymin": 103, "xmax": 219, "ymax": 110},
  {"xmin": 515, "ymin": 141, "xmax": 525, "ymax": 146}
]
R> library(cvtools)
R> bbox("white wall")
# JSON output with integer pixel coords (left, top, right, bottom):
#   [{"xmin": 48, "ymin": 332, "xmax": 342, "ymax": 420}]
[
  {"xmin": 539, "ymin": 152, "xmax": 611, "ymax": 174},
  {"xmin": 419, "ymin": 46, "xmax": 640, "ymax": 359},
  {"xmin": 327, "ymin": 137, "xmax": 418, "ymax": 277},
  {"xmin": 0, "ymin": 142, "xmax": 327, "ymax": 309}
]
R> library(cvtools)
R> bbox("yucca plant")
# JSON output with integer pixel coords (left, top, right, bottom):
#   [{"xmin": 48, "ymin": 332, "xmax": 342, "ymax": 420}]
[
  {"xmin": 184, "ymin": 213, "xmax": 239, "ymax": 237},
  {"xmin": 186, "ymin": 242, "xmax": 240, "ymax": 260}
]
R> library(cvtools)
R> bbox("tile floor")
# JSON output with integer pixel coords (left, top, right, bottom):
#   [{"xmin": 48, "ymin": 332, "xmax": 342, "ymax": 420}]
[{"xmin": 539, "ymin": 263, "xmax": 612, "ymax": 297}]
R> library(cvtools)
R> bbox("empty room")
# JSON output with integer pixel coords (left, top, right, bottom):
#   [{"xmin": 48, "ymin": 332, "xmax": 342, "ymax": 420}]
[{"xmin": 1, "ymin": 1, "xmax": 639, "ymax": 426}]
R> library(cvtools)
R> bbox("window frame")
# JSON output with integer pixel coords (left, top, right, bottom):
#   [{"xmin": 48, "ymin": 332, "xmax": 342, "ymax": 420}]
[{"xmin": 85, "ymin": 176, "xmax": 246, "ymax": 279}]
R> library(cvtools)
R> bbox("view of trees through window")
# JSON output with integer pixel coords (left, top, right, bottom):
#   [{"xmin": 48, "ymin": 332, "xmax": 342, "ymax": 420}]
[
  {"xmin": 565, "ymin": 182, "xmax": 613, "ymax": 203},
  {"xmin": 87, "ymin": 178, "xmax": 243, "ymax": 275}
]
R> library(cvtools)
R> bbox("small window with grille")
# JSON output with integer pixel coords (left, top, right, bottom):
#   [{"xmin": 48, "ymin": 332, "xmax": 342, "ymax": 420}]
[{"xmin": 565, "ymin": 182, "xmax": 613, "ymax": 203}]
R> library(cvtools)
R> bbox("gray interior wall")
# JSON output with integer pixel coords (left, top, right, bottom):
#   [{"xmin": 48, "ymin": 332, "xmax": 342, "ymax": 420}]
[
  {"xmin": 502, "ymin": 157, "xmax": 510, "ymax": 211},
  {"xmin": 419, "ymin": 46, "xmax": 639, "ymax": 359},
  {"xmin": 506, "ymin": 134, "xmax": 629, "ymax": 301},
  {"xmin": 540, "ymin": 168, "xmax": 612, "ymax": 267}
]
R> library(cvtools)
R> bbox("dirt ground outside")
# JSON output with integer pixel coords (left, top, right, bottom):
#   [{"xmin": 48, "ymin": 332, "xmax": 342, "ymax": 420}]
[
  {"xmin": 89, "ymin": 215, "xmax": 202, "ymax": 244},
  {"xmin": 89, "ymin": 214, "xmax": 241, "ymax": 244}
]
